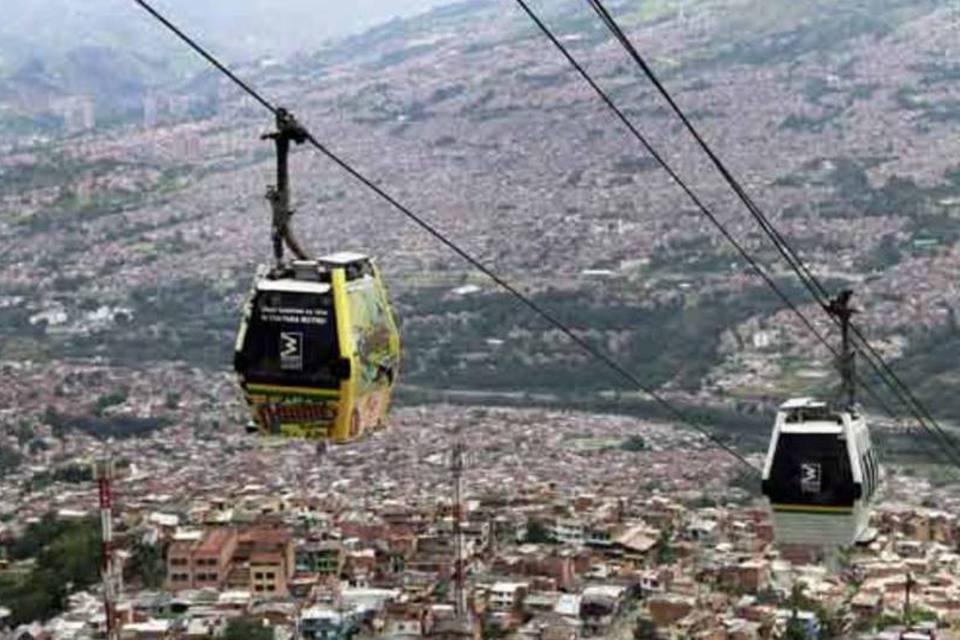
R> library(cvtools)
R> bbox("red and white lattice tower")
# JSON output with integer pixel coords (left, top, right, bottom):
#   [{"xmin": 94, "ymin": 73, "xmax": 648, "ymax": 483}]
[
  {"xmin": 94, "ymin": 457, "xmax": 120, "ymax": 640},
  {"xmin": 451, "ymin": 439, "xmax": 467, "ymax": 618}
]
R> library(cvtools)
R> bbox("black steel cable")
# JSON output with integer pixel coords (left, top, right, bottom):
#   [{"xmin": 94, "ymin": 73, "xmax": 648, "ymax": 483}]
[
  {"xmin": 509, "ymin": 0, "xmax": 830, "ymax": 361},
  {"xmin": 583, "ymin": 0, "xmax": 960, "ymax": 467},
  {"xmin": 130, "ymin": 0, "xmax": 760, "ymax": 472},
  {"xmin": 132, "ymin": 0, "xmax": 277, "ymax": 116},
  {"xmin": 510, "ymin": 0, "xmax": 960, "ymax": 476},
  {"xmin": 513, "ymin": 0, "xmax": 960, "ymax": 475}
]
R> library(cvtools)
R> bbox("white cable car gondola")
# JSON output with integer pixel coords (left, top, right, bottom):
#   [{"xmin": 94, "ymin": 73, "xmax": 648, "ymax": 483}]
[{"xmin": 761, "ymin": 291, "xmax": 878, "ymax": 547}]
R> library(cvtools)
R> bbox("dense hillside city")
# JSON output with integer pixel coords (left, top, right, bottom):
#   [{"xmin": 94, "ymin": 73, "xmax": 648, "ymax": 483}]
[{"xmin": 1, "ymin": 0, "xmax": 960, "ymax": 638}]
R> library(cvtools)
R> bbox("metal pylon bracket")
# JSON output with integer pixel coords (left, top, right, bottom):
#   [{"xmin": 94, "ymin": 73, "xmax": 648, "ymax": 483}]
[{"xmin": 262, "ymin": 108, "xmax": 310, "ymax": 266}]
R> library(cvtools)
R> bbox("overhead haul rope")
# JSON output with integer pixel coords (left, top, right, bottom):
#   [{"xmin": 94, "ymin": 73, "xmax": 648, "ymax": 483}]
[
  {"xmin": 509, "ymin": 0, "xmax": 960, "ymax": 476},
  {"xmin": 578, "ymin": 0, "xmax": 960, "ymax": 469},
  {"xmin": 506, "ymin": 0, "xmax": 960, "ymax": 472},
  {"xmin": 131, "ymin": 0, "xmax": 760, "ymax": 473}
]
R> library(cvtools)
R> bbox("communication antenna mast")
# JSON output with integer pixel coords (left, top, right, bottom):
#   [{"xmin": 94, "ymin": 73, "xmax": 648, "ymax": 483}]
[
  {"xmin": 826, "ymin": 290, "xmax": 858, "ymax": 409},
  {"xmin": 451, "ymin": 436, "xmax": 467, "ymax": 618},
  {"xmin": 94, "ymin": 455, "xmax": 120, "ymax": 640}
]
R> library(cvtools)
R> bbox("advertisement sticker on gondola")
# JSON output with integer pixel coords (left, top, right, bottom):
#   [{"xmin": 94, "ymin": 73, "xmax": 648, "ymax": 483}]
[{"xmin": 243, "ymin": 291, "xmax": 340, "ymax": 386}]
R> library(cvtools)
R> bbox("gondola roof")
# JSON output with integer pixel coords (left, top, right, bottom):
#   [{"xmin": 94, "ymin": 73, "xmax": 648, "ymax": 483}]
[
  {"xmin": 256, "ymin": 279, "xmax": 332, "ymax": 294},
  {"xmin": 319, "ymin": 251, "xmax": 370, "ymax": 265},
  {"xmin": 780, "ymin": 397, "xmax": 826, "ymax": 410}
]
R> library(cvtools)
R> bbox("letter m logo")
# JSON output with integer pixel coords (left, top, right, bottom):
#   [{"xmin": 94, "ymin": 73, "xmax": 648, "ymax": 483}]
[{"xmin": 280, "ymin": 332, "xmax": 303, "ymax": 371}]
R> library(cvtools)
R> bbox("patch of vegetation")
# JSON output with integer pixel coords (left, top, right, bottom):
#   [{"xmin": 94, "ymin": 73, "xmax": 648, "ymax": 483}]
[
  {"xmin": 397, "ymin": 388, "xmax": 772, "ymax": 452},
  {"xmin": 28, "ymin": 464, "xmax": 93, "ymax": 490},
  {"xmin": 397, "ymin": 281, "xmax": 819, "ymax": 396},
  {"xmin": 94, "ymin": 388, "xmax": 129, "ymax": 415},
  {"xmin": 426, "ymin": 84, "xmax": 465, "ymax": 106},
  {"xmin": 895, "ymin": 84, "xmax": 960, "ymax": 124},
  {"xmin": 713, "ymin": 10, "xmax": 889, "ymax": 67},
  {"xmin": 372, "ymin": 44, "xmax": 436, "ymax": 70},
  {"xmin": 223, "ymin": 617, "xmax": 274, "ymax": 640},
  {"xmin": 885, "ymin": 321, "xmax": 960, "ymax": 424},
  {"xmin": 857, "ymin": 234, "xmax": 903, "ymax": 272},
  {"xmin": 612, "ymin": 156, "xmax": 659, "ymax": 174},
  {"xmin": 523, "ymin": 520, "xmax": 554, "ymax": 544},
  {"xmin": 125, "ymin": 542, "xmax": 168, "ymax": 590},
  {"xmin": 519, "ymin": 72, "xmax": 569, "ymax": 90},
  {"xmin": 61, "ymin": 277, "xmax": 244, "ymax": 369},
  {"xmin": 914, "ymin": 62, "xmax": 960, "ymax": 87},
  {"xmin": 779, "ymin": 109, "xmax": 844, "ymax": 133},
  {"xmin": 45, "ymin": 407, "xmax": 171, "ymax": 440},
  {"xmin": 0, "ymin": 446, "xmax": 23, "ymax": 478},
  {"xmin": 727, "ymin": 468, "xmax": 762, "ymax": 499},
  {"xmin": 775, "ymin": 160, "xmax": 960, "ymax": 264},
  {"xmin": 620, "ymin": 435, "xmax": 648, "ymax": 452},
  {"xmin": 0, "ymin": 514, "xmax": 101, "ymax": 626}
]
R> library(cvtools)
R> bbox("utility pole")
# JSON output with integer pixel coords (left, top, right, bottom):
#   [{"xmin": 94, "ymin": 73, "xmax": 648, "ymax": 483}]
[
  {"xmin": 94, "ymin": 456, "xmax": 120, "ymax": 640},
  {"xmin": 826, "ymin": 290, "xmax": 858, "ymax": 409},
  {"xmin": 903, "ymin": 571, "xmax": 916, "ymax": 632}
]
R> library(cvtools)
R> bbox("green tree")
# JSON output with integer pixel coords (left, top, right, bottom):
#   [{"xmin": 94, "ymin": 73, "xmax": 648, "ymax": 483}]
[
  {"xmin": 224, "ymin": 617, "xmax": 273, "ymax": 640},
  {"xmin": 164, "ymin": 392, "xmax": 181, "ymax": 410},
  {"xmin": 1, "ymin": 515, "xmax": 101, "ymax": 625},
  {"xmin": 0, "ymin": 575, "xmax": 59, "ymax": 627},
  {"xmin": 784, "ymin": 581, "xmax": 818, "ymax": 640},
  {"xmin": 784, "ymin": 615, "xmax": 809, "ymax": 640},
  {"xmin": 126, "ymin": 542, "xmax": 167, "ymax": 589},
  {"xmin": 634, "ymin": 617, "xmax": 660, "ymax": 639},
  {"xmin": 94, "ymin": 389, "xmax": 129, "ymax": 416},
  {"xmin": 620, "ymin": 435, "xmax": 647, "ymax": 452},
  {"xmin": 654, "ymin": 527, "xmax": 677, "ymax": 565},
  {"xmin": 0, "ymin": 446, "xmax": 22, "ymax": 478},
  {"xmin": 523, "ymin": 520, "xmax": 553, "ymax": 544}
]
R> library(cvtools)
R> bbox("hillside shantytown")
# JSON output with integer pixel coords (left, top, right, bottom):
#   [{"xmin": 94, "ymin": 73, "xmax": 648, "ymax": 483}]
[{"xmin": 0, "ymin": 363, "xmax": 959, "ymax": 639}]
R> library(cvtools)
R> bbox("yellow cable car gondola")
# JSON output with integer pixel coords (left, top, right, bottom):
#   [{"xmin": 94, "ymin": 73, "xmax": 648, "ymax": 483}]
[{"xmin": 233, "ymin": 110, "xmax": 400, "ymax": 442}]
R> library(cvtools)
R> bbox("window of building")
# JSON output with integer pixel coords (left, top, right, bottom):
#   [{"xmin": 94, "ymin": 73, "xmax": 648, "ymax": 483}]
[
  {"xmin": 255, "ymin": 585, "xmax": 264, "ymax": 592},
  {"xmin": 255, "ymin": 572, "xmax": 264, "ymax": 580}
]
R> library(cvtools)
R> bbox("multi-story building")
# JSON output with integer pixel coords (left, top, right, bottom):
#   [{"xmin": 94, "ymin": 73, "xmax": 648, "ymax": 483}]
[
  {"xmin": 551, "ymin": 519, "xmax": 586, "ymax": 546},
  {"xmin": 166, "ymin": 528, "xmax": 238, "ymax": 592},
  {"xmin": 301, "ymin": 606, "xmax": 353, "ymax": 640},
  {"xmin": 251, "ymin": 551, "xmax": 288, "ymax": 597},
  {"xmin": 488, "ymin": 582, "xmax": 528, "ymax": 612},
  {"xmin": 233, "ymin": 526, "xmax": 295, "ymax": 597},
  {"xmin": 296, "ymin": 540, "xmax": 345, "ymax": 577}
]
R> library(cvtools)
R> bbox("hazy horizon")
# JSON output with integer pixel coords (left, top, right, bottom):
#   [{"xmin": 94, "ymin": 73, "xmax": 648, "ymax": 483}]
[{"xmin": 0, "ymin": 0, "xmax": 455, "ymax": 69}]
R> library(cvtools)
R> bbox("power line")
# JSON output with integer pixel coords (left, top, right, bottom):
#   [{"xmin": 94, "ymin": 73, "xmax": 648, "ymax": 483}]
[
  {"xmin": 582, "ymin": 0, "xmax": 960, "ymax": 467},
  {"xmin": 130, "ymin": 0, "xmax": 760, "ymax": 472}
]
